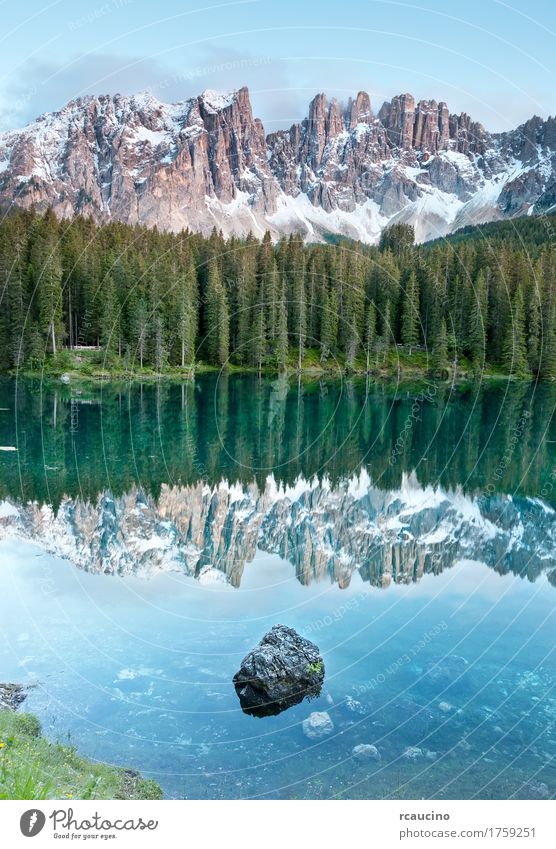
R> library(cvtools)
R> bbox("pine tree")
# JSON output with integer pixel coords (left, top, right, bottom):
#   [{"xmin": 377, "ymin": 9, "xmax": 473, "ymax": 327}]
[
  {"xmin": 31, "ymin": 215, "xmax": 64, "ymax": 355},
  {"xmin": 320, "ymin": 287, "xmax": 338, "ymax": 361},
  {"xmin": 538, "ymin": 249, "xmax": 556, "ymax": 379},
  {"xmin": 99, "ymin": 273, "xmax": 119, "ymax": 355},
  {"xmin": 252, "ymin": 303, "xmax": 266, "ymax": 375},
  {"xmin": 430, "ymin": 318, "xmax": 449, "ymax": 374},
  {"xmin": 365, "ymin": 301, "xmax": 376, "ymax": 373},
  {"xmin": 176, "ymin": 259, "xmax": 198, "ymax": 368},
  {"xmin": 379, "ymin": 223, "xmax": 415, "ymax": 256},
  {"xmin": 502, "ymin": 285, "xmax": 529, "ymax": 377},
  {"xmin": 297, "ymin": 272, "xmax": 307, "ymax": 370},
  {"xmin": 6, "ymin": 243, "xmax": 28, "ymax": 367},
  {"xmin": 130, "ymin": 297, "xmax": 149, "ymax": 369},
  {"xmin": 468, "ymin": 269, "xmax": 488, "ymax": 372},
  {"xmin": 257, "ymin": 232, "xmax": 279, "ymax": 341},
  {"xmin": 401, "ymin": 271, "xmax": 420, "ymax": 353},
  {"xmin": 527, "ymin": 270, "xmax": 541, "ymax": 375},
  {"xmin": 275, "ymin": 274, "xmax": 289, "ymax": 371},
  {"xmin": 154, "ymin": 313, "xmax": 168, "ymax": 372},
  {"xmin": 236, "ymin": 243, "xmax": 257, "ymax": 364},
  {"xmin": 204, "ymin": 259, "xmax": 229, "ymax": 366}
]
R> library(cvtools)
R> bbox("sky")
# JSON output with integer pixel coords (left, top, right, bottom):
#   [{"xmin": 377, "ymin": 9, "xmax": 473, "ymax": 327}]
[{"xmin": 0, "ymin": 0, "xmax": 554, "ymax": 134}]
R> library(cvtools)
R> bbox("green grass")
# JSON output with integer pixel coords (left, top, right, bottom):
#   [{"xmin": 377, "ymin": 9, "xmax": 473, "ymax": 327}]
[
  {"xmin": 0, "ymin": 710, "xmax": 162, "ymax": 801},
  {"xmin": 13, "ymin": 345, "xmax": 525, "ymax": 383}
]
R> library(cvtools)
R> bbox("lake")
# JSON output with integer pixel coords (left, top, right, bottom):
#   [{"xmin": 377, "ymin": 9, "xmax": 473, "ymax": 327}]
[{"xmin": 0, "ymin": 375, "xmax": 555, "ymax": 799}]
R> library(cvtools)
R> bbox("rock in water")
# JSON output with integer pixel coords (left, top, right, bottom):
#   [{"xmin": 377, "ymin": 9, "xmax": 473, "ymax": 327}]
[
  {"xmin": 403, "ymin": 746, "xmax": 424, "ymax": 761},
  {"xmin": 303, "ymin": 711, "xmax": 334, "ymax": 740},
  {"xmin": 352, "ymin": 743, "xmax": 381, "ymax": 762},
  {"xmin": 0, "ymin": 682, "xmax": 28, "ymax": 710},
  {"xmin": 233, "ymin": 624, "xmax": 325, "ymax": 717}
]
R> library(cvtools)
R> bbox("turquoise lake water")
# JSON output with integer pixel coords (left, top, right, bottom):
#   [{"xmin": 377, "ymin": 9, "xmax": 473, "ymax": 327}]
[{"xmin": 0, "ymin": 376, "xmax": 555, "ymax": 799}]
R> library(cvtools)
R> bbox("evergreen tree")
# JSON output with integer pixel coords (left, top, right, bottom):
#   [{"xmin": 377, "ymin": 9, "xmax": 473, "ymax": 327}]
[
  {"xmin": 175, "ymin": 259, "xmax": 198, "ymax": 367},
  {"xmin": 365, "ymin": 301, "xmax": 376, "ymax": 372},
  {"xmin": 275, "ymin": 275, "xmax": 289, "ymax": 371},
  {"xmin": 401, "ymin": 271, "xmax": 420, "ymax": 353},
  {"xmin": 468, "ymin": 269, "xmax": 488, "ymax": 372},
  {"xmin": 502, "ymin": 285, "xmax": 529, "ymax": 377},
  {"xmin": 130, "ymin": 297, "xmax": 149, "ymax": 368},
  {"xmin": 30, "ymin": 214, "xmax": 64, "ymax": 355},
  {"xmin": 204, "ymin": 259, "xmax": 229, "ymax": 366},
  {"xmin": 320, "ymin": 287, "xmax": 338, "ymax": 361},
  {"xmin": 430, "ymin": 318, "xmax": 449, "ymax": 374},
  {"xmin": 379, "ymin": 223, "xmax": 415, "ymax": 256},
  {"xmin": 99, "ymin": 273, "xmax": 119, "ymax": 355},
  {"xmin": 154, "ymin": 313, "xmax": 168, "ymax": 372}
]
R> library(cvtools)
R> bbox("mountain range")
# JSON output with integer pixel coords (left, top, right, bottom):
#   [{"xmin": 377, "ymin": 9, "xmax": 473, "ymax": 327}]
[{"xmin": 0, "ymin": 86, "xmax": 555, "ymax": 243}]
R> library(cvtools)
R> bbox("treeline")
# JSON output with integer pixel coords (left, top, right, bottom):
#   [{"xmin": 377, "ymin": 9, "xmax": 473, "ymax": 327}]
[{"xmin": 1, "ymin": 208, "xmax": 556, "ymax": 377}]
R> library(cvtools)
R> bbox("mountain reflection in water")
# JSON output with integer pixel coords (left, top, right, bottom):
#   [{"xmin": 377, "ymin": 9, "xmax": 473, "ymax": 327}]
[{"xmin": 1, "ymin": 375, "xmax": 556, "ymax": 588}]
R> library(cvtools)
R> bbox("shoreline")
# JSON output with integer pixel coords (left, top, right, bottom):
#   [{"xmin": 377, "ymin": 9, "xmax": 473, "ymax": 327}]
[
  {"xmin": 0, "ymin": 684, "xmax": 163, "ymax": 801},
  {"xmin": 3, "ymin": 359, "xmax": 531, "ymax": 386}
]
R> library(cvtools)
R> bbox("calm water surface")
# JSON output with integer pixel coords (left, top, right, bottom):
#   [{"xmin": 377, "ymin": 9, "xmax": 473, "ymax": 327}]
[{"xmin": 0, "ymin": 375, "xmax": 555, "ymax": 799}]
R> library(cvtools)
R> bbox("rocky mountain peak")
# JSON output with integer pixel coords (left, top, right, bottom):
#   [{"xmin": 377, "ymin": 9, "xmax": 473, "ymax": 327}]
[
  {"xmin": 347, "ymin": 91, "xmax": 373, "ymax": 127},
  {"xmin": 0, "ymin": 84, "xmax": 554, "ymax": 243}
]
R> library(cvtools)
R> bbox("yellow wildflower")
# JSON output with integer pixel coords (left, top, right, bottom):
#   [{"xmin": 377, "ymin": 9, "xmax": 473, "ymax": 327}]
[{"xmin": 0, "ymin": 742, "xmax": 5, "ymax": 749}]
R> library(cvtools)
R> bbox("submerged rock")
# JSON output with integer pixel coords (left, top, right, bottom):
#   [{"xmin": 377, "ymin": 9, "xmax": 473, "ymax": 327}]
[
  {"xmin": 424, "ymin": 655, "xmax": 469, "ymax": 686},
  {"xmin": 233, "ymin": 625, "xmax": 325, "ymax": 717},
  {"xmin": 525, "ymin": 781, "xmax": 549, "ymax": 799},
  {"xmin": 302, "ymin": 711, "xmax": 334, "ymax": 740},
  {"xmin": 403, "ymin": 746, "xmax": 424, "ymax": 761},
  {"xmin": 345, "ymin": 696, "xmax": 366, "ymax": 715},
  {"xmin": 0, "ymin": 682, "xmax": 28, "ymax": 710},
  {"xmin": 352, "ymin": 743, "xmax": 381, "ymax": 762}
]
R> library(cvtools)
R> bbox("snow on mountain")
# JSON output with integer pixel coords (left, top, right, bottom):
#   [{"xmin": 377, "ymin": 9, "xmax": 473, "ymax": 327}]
[{"xmin": 0, "ymin": 86, "xmax": 555, "ymax": 242}]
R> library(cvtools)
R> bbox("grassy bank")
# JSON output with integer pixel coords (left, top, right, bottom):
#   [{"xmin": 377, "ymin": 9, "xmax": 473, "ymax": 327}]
[
  {"xmin": 0, "ymin": 709, "xmax": 162, "ymax": 800},
  {"xmin": 11, "ymin": 346, "xmax": 514, "ymax": 384}
]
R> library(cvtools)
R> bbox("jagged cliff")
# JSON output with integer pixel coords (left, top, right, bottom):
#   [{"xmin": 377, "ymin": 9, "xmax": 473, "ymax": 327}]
[
  {"xmin": 0, "ymin": 87, "xmax": 555, "ymax": 242},
  {"xmin": 1, "ymin": 473, "xmax": 555, "ymax": 588}
]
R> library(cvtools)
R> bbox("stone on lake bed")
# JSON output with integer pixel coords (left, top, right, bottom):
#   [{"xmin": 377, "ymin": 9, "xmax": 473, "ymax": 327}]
[
  {"xmin": 403, "ymin": 746, "xmax": 424, "ymax": 760},
  {"xmin": 233, "ymin": 624, "xmax": 325, "ymax": 717},
  {"xmin": 352, "ymin": 743, "xmax": 381, "ymax": 762},
  {"xmin": 424, "ymin": 655, "xmax": 469, "ymax": 685},
  {"xmin": 0, "ymin": 682, "xmax": 29, "ymax": 710},
  {"xmin": 345, "ymin": 696, "xmax": 366, "ymax": 715},
  {"xmin": 302, "ymin": 711, "xmax": 334, "ymax": 740}
]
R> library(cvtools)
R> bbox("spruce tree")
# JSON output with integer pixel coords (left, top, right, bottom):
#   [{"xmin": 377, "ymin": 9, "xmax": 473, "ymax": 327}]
[
  {"xmin": 205, "ymin": 260, "xmax": 230, "ymax": 366},
  {"xmin": 365, "ymin": 301, "xmax": 376, "ymax": 373},
  {"xmin": 176, "ymin": 259, "xmax": 198, "ymax": 368},
  {"xmin": 468, "ymin": 269, "xmax": 488, "ymax": 372},
  {"xmin": 275, "ymin": 275, "xmax": 289, "ymax": 371},
  {"xmin": 401, "ymin": 271, "xmax": 420, "ymax": 354},
  {"xmin": 430, "ymin": 318, "xmax": 449, "ymax": 374},
  {"xmin": 131, "ymin": 298, "xmax": 149, "ymax": 369},
  {"xmin": 502, "ymin": 285, "xmax": 529, "ymax": 377},
  {"xmin": 100, "ymin": 273, "xmax": 119, "ymax": 356},
  {"xmin": 31, "ymin": 214, "xmax": 64, "ymax": 355},
  {"xmin": 320, "ymin": 287, "xmax": 338, "ymax": 361}
]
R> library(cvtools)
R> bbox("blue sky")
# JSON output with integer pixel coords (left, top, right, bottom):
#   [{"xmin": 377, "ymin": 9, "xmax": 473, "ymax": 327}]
[{"xmin": 0, "ymin": 0, "xmax": 554, "ymax": 132}]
